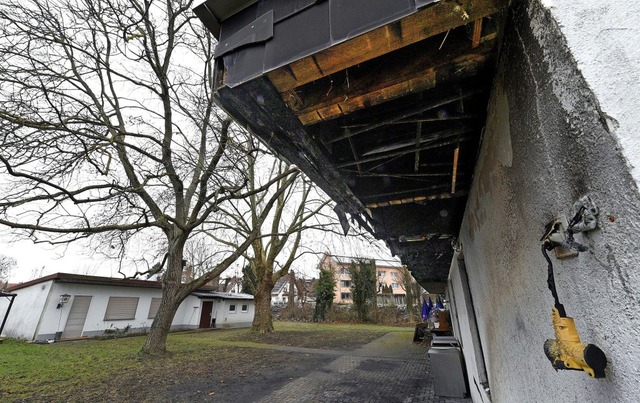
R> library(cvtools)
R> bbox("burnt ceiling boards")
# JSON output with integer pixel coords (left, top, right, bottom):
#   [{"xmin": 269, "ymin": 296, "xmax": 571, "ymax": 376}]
[{"xmin": 194, "ymin": 0, "xmax": 509, "ymax": 287}]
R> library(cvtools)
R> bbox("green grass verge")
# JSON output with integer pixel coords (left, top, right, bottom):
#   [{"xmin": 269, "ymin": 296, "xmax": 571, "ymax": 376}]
[{"xmin": 0, "ymin": 322, "xmax": 411, "ymax": 400}]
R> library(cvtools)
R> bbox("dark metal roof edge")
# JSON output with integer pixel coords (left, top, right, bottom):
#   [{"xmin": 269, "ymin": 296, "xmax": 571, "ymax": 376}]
[
  {"xmin": 216, "ymin": 76, "xmax": 368, "ymax": 218},
  {"xmin": 192, "ymin": 291, "xmax": 254, "ymax": 300},
  {"xmin": 6, "ymin": 273, "xmax": 217, "ymax": 293},
  {"xmin": 193, "ymin": 0, "xmax": 260, "ymax": 39}
]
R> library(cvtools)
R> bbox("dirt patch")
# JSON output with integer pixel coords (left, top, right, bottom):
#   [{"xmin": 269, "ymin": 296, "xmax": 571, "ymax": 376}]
[
  {"xmin": 220, "ymin": 329, "xmax": 386, "ymax": 350},
  {"xmin": 22, "ymin": 347, "xmax": 334, "ymax": 402}
]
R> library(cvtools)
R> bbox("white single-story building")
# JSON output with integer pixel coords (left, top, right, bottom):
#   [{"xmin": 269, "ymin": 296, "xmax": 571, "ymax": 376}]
[{"xmin": 0, "ymin": 273, "xmax": 255, "ymax": 341}]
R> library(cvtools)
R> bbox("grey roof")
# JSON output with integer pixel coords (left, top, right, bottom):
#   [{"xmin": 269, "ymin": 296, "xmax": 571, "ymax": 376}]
[{"xmin": 192, "ymin": 291, "xmax": 254, "ymax": 300}]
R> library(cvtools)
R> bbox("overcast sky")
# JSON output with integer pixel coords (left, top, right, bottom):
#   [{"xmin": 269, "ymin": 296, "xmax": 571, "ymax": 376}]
[{"xmin": 2, "ymin": 229, "xmax": 400, "ymax": 284}]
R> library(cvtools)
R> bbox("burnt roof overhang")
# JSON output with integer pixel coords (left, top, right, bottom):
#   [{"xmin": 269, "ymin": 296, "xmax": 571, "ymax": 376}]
[{"xmin": 195, "ymin": 0, "xmax": 509, "ymax": 287}]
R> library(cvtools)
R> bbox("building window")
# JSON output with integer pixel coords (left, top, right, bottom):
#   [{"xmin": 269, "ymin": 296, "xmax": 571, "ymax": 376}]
[
  {"xmin": 147, "ymin": 297, "xmax": 162, "ymax": 319},
  {"xmin": 229, "ymin": 304, "xmax": 236, "ymax": 313},
  {"xmin": 104, "ymin": 296, "xmax": 139, "ymax": 320},
  {"xmin": 341, "ymin": 292, "xmax": 352, "ymax": 300},
  {"xmin": 391, "ymin": 272, "xmax": 397, "ymax": 278},
  {"xmin": 391, "ymin": 283, "xmax": 399, "ymax": 289},
  {"xmin": 378, "ymin": 271, "xmax": 386, "ymax": 277},
  {"xmin": 241, "ymin": 304, "xmax": 248, "ymax": 312},
  {"xmin": 340, "ymin": 280, "xmax": 351, "ymax": 288},
  {"xmin": 340, "ymin": 268, "xmax": 349, "ymax": 275}
]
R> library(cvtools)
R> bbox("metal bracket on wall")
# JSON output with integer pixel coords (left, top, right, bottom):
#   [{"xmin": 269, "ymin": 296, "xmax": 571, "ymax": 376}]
[
  {"xmin": 569, "ymin": 196, "xmax": 598, "ymax": 233},
  {"xmin": 541, "ymin": 215, "xmax": 579, "ymax": 260},
  {"xmin": 540, "ymin": 196, "xmax": 599, "ymax": 260}
]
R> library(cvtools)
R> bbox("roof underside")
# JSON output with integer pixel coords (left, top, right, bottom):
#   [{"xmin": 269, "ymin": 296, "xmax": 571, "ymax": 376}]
[{"xmin": 195, "ymin": 0, "xmax": 508, "ymax": 287}]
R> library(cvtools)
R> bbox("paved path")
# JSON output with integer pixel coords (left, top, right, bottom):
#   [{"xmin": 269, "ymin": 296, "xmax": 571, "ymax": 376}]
[{"xmin": 257, "ymin": 331, "xmax": 471, "ymax": 403}]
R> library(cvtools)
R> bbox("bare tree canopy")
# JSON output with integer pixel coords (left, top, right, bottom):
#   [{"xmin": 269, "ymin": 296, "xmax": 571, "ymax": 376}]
[
  {"xmin": 0, "ymin": 254, "xmax": 17, "ymax": 282},
  {"xmin": 0, "ymin": 0, "xmax": 294, "ymax": 354},
  {"xmin": 205, "ymin": 137, "xmax": 339, "ymax": 333}
]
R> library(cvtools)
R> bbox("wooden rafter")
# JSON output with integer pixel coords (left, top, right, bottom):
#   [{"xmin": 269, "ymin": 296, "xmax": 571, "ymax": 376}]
[
  {"xmin": 361, "ymin": 125, "xmax": 472, "ymax": 157},
  {"xmin": 345, "ymin": 129, "xmax": 361, "ymax": 173},
  {"xmin": 363, "ymin": 183, "xmax": 462, "ymax": 201},
  {"xmin": 328, "ymin": 87, "xmax": 486, "ymax": 144},
  {"xmin": 366, "ymin": 191, "xmax": 469, "ymax": 209},
  {"xmin": 334, "ymin": 135, "xmax": 473, "ymax": 169},
  {"xmin": 451, "ymin": 145, "xmax": 460, "ymax": 193},
  {"xmin": 266, "ymin": 0, "xmax": 508, "ymax": 93},
  {"xmin": 414, "ymin": 122, "xmax": 422, "ymax": 172},
  {"xmin": 294, "ymin": 40, "xmax": 495, "ymax": 125},
  {"xmin": 472, "ymin": 19, "xmax": 483, "ymax": 48}
]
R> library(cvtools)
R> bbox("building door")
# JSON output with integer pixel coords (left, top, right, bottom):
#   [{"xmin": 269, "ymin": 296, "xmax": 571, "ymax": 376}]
[
  {"xmin": 62, "ymin": 296, "xmax": 92, "ymax": 339},
  {"xmin": 199, "ymin": 301, "xmax": 213, "ymax": 328}
]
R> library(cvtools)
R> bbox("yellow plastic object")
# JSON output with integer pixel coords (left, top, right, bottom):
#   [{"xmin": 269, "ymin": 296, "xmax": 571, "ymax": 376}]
[{"xmin": 544, "ymin": 307, "xmax": 607, "ymax": 378}]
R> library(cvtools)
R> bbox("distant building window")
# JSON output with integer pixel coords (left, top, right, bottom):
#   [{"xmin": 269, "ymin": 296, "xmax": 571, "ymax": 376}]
[
  {"xmin": 340, "ymin": 280, "xmax": 351, "ymax": 288},
  {"xmin": 341, "ymin": 292, "xmax": 352, "ymax": 300},
  {"xmin": 378, "ymin": 271, "xmax": 386, "ymax": 277},
  {"xmin": 104, "ymin": 297, "xmax": 139, "ymax": 321},
  {"xmin": 391, "ymin": 272, "xmax": 397, "ymax": 278},
  {"xmin": 229, "ymin": 304, "xmax": 236, "ymax": 313},
  {"xmin": 241, "ymin": 304, "xmax": 248, "ymax": 312},
  {"xmin": 340, "ymin": 268, "xmax": 349, "ymax": 275},
  {"xmin": 391, "ymin": 283, "xmax": 399, "ymax": 289},
  {"xmin": 147, "ymin": 297, "xmax": 162, "ymax": 319}
]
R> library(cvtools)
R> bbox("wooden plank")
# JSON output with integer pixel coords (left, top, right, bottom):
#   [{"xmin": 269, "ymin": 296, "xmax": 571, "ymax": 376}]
[
  {"xmin": 335, "ymin": 135, "xmax": 473, "ymax": 169},
  {"xmin": 366, "ymin": 191, "xmax": 468, "ymax": 209},
  {"xmin": 294, "ymin": 39, "xmax": 495, "ymax": 125},
  {"xmin": 329, "ymin": 86, "xmax": 486, "ymax": 143},
  {"xmin": 267, "ymin": 0, "xmax": 507, "ymax": 92},
  {"xmin": 451, "ymin": 145, "xmax": 460, "ymax": 193},
  {"xmin": 472, "ymin": 19, "xmax": 483, "ymax": 48},
  {"xmin": 300, "ymin": 72, "xmax": 437, "ymax": 125}
]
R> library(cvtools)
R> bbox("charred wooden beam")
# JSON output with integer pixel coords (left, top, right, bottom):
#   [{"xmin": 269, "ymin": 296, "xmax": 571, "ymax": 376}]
[
  {"xmin": 267, "ymin": 0, "xmax": 508, "ymax": 92},
  {"xmin": 328, "ymin": 87, "xmax": 486, "ymax": 144},
  {"xmin": 451, "ymin": 145, "xmax": 460, "ymax": 193},
  {"xmin": 295, "ymin": 40, "xmax": 496, "ymax": 125},
  {"xmin": 346, "ymin": 129, "xmax": 361, "ymax": 173},
  {"xmin": 414, "ymin": 121, "xmax": 422, "ymax": 172},
  {"xmin": 366, "ymin": 190, "xmax": 468, "ymax": 209},
  {"xmin": 472, "ymin": 19, "xmax": 483, "ymax": 48},
  {"xmin": 364, "ymin": 183, "xmax": 466, "ymax": 200},
  {"xmin": 361, "ymin": 125, "xmax": 472, "ymax": 157},
  {"xmin": 335, "ymin": 134, "xmax": 474, "ymax": 169},
  {"xmin": 340, "ymin": 114, "xmax": 481, "ymax": 128}
]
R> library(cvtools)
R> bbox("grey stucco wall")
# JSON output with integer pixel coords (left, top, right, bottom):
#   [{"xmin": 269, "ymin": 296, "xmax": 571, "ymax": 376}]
[{"xmin": 457, "ymin": 0, "xmax": 640, "ymax": 402}]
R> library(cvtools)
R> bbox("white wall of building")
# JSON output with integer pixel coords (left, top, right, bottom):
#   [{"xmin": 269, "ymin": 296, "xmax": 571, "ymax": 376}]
[
  {"xmin": 541, "ymin": 0, "xmax": 640, "ymax": 187},
  {"xmin": 0, "ymin": 280, "xmax": 53, "ymax": 340},
  {"xmin": 450, "ymin": 1, "xmax": 640, "ymax": 401},
  {"xmin": 202, "ymin": 298, "xmax": 254, "ymax": 328},
  {"xmin": 1, "ymin": 280, "xmax": 255, "ymax": 340}
]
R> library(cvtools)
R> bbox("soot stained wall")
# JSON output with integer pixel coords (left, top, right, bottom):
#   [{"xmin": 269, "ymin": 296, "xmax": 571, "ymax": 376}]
[{"xmin": 456, "ymin": 1, "xmax": 640, "ymax": 401}]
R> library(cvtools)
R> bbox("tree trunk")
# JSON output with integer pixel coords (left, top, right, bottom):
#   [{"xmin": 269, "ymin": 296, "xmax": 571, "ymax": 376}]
[
  {"xmin": 288, "ymin": 271, "xmax": 295, "ymax": 319},
  {"xmin": 141, "ymin": 235, "xmax": 187, "ymax": 355},
  {"xmin": 251, "ymin": 276, "xmax": 274, "ymax": 333},
  {"xmin": 141, "ymin": 291, "xmax": 182, "ymax": 355}
]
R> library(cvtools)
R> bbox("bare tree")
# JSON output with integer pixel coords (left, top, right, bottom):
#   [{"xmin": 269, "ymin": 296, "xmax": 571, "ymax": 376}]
[
  {"xmin": 206, "ymin": 139, "xmax": 337, "ymax": 333},
  {"xmin": 398, "ymin": 266, "xmax": 421, "ymax": 321},
  {"xmin": 0, "ymin": 254, "xmax": 16, "ymax": 284},
  {"xmin": 0, "ymin": 0, "xmax": 294, "ymax": 354}
]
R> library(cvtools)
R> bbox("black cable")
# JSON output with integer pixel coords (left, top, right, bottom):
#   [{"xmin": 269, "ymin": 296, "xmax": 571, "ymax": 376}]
[{"xmin": 542, "ymin": 243, "xmax": 566, "ymax": 317}]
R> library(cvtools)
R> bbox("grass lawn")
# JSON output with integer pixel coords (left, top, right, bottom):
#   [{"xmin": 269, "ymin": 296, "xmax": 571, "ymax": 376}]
[{"xmin": 0, "ymin": 321, "xmax": 411, "ymax": 402}]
